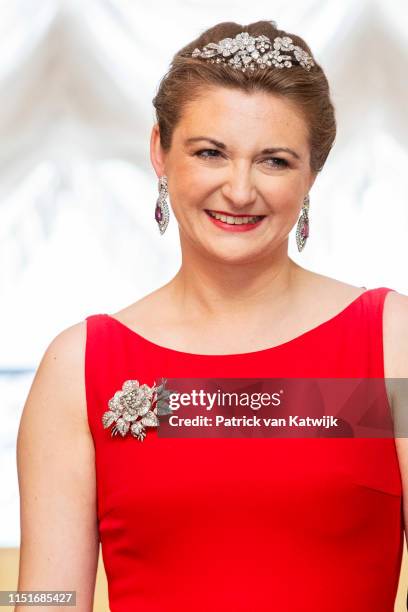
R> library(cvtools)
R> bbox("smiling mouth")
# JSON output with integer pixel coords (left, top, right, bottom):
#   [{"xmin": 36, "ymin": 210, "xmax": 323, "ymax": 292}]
[{"xmin": 204, "ymin": 209, "xmax": 266, "ymax": 225}]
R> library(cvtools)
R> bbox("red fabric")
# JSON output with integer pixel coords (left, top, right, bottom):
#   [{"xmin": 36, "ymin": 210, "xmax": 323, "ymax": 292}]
[{"xmin": 85, "ymin": 287, "xmax": 403, "ymax": 611}]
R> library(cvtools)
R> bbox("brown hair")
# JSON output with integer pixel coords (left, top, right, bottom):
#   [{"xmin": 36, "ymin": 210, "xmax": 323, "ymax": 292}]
[{"xmin": 152, "ymin": 20, "xmax": 336, "ymax": 174}]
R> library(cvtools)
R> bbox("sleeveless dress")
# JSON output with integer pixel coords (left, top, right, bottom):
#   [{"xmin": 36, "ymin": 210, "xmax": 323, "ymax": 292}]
[{"xmin": 85, "ymin": 286, "xmax": 403, "ymax": 612}]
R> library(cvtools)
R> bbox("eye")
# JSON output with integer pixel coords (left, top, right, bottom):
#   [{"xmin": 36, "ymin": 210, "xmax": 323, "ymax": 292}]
[
  {"xmin": 194, "ymin": 148, "xmax": 222, "ymax": 159},
  {"xmin": 262, "ymin": 157, "xmax": 289, "ymax": 168}
]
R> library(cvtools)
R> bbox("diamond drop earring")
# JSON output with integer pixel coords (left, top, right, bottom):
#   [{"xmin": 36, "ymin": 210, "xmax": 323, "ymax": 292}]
[
  {"xmin": 296, "ymin": 195, "xmax": 310, "ymax": 252},
  {"xmin": 154, "ymin": 175, "xmax": 170, "ymax": 235}
]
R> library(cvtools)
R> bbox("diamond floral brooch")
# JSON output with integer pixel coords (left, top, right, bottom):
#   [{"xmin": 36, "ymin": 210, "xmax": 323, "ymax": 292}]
[{"xmin": 102, "ymin": 377, "xmax": 173, "ymax": 442}]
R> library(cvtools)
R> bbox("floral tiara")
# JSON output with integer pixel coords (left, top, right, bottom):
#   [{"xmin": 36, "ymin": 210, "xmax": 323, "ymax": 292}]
[{"xmin": 183, "ymin": 30, "xmax": 315, "ymax": 73}]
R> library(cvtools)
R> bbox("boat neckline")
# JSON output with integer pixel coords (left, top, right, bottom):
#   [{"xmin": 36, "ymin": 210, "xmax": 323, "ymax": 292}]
[{"xmin": 102, "ymin": 287, "xmax": 380, "ymax": 359}]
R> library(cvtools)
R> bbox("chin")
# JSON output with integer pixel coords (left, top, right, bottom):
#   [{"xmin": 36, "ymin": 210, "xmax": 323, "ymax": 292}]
[{"xmin": 203, "ymin": 242, "xmax": 267, "ymax": 265}]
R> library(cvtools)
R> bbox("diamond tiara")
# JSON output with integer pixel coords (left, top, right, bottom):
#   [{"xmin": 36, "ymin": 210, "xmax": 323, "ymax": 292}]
[{"xmin": 185, "ymin": 31, "xmax": 315, "ymax": 73}]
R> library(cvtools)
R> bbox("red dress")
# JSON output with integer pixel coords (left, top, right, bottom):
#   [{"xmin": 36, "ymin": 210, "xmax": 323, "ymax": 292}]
[{"xmin": 85, "ymin": 286, "xmax": 403, "ymax": 611}]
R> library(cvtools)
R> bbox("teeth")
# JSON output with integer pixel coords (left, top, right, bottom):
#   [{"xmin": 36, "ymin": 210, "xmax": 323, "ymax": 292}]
[{"xmin": 207, "ymin": 211, "xmax": 263, "ymax": 224}]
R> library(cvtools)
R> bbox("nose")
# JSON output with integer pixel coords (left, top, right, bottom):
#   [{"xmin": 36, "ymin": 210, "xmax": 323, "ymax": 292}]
[{"xmin": 221, "ymin": 161, "xmax": 257, "ymax": 210}]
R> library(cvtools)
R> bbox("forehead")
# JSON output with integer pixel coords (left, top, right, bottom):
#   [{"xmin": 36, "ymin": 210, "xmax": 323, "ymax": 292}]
[{"xmin": 175, "ymin": 86, "xmax": 309, "ymax": 147}]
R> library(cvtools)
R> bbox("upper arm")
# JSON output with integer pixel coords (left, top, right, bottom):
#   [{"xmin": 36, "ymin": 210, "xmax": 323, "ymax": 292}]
[
  {"xmin": 383, "ymin": 290, "xmax": 408, "ymax": 543},
  {"xmin": 16, "ymin": 321, "xmax": 99, "ymax": 612}
]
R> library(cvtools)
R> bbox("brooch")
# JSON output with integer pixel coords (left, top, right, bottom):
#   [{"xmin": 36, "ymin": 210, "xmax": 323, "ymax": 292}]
[{"xmin": 102, "ymin": 377, "xmax": 173, "ymax": 442}]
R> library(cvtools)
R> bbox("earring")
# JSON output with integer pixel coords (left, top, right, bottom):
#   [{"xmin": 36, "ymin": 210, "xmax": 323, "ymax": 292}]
[
  {"xmin": 296, "ymin": 194, "xmax": 310, "ymax": 252},
  {"xmin": 154, "ymin": 175, "xmax": 170, "ymax": 235}
]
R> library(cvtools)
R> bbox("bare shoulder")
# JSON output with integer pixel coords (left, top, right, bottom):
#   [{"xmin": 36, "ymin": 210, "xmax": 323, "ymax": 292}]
[
  {"xmin": 383, "ymin": 289, "xmax": 408, "ymax": 378},
  {"xmin": 300, "ymin": 269, "xmax": 365, "ymax": 295},
  {"xmin": 111, "ymin": 284, "xmax": 174, "ymax": 334},
  {"xmin": 293, "ymin": 268, "xmax": 368, "ymax": 311},
  {"xmin": 22, "ymin": 319, "xmax": 89, "ymax": 432}
]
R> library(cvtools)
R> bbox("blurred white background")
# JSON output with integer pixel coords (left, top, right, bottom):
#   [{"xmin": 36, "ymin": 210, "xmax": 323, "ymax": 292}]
[{"xmin": 1, "ymin": 0, "xmax": 407, "ymax": 545}]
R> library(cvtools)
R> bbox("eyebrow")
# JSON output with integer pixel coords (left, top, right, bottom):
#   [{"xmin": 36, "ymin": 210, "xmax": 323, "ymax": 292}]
[{"xmin": 184, "ymin": 136, "xmax": 301, "ymax": 160}]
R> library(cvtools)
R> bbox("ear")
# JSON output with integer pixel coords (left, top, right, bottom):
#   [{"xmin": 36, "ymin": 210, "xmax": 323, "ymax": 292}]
[{"xmin": 150, "ymin": 123, "xmax": 167, "ymax": 177}]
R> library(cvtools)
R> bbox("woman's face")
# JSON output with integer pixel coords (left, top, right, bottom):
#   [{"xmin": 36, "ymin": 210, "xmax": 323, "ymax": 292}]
[{"xmin": 151, "ymin": 86, "xmax": 317, "ymax": 264}]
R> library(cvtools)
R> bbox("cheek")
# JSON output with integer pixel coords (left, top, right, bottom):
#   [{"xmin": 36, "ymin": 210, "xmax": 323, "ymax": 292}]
[
  {"xmin": 259, "ymin": 185, "xmax": 304, "ymax": 232},
  {"xmin": 172, "ymin": 160, "xmax": 213, "ymax": 191},
  {"xmin": 262, "ymin": 181, "xmax": 303, "ymax": 213}
]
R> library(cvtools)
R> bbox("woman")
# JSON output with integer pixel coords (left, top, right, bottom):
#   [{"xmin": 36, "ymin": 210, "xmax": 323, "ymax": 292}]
[{"xmin": 16, "ymin": 20, "xmax": 407, "ymax": 612}]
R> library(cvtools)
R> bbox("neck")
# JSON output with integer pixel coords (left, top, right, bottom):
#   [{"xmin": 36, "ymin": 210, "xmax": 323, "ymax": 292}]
[{"xmin": 168, "ymin": 238, "xmax": 304, "ymax": 322}]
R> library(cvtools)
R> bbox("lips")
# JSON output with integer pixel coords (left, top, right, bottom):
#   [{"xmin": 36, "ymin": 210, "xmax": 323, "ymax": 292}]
[{"xmin": 204, "ymin": 209, "xmax": 266, "ymax": 232}]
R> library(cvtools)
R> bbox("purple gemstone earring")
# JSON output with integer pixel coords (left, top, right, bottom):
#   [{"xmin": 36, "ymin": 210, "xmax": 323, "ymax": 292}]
[
  {"xmin": 296, "ymin": 194, "xmax": 309, "ymax": 252},
  {"xmin": 154, "ymin": 176, "xmax": 170, "ymax": 235}
]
